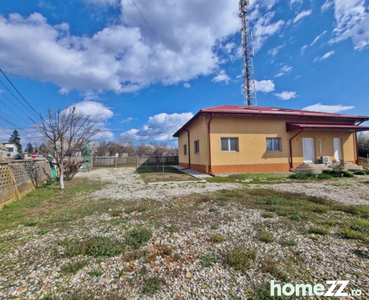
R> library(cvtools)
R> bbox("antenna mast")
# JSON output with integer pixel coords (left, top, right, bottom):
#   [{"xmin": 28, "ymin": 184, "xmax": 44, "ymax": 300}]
[{"xmin": 239, "ymin": 0, "xmax": 257, "ymax": 106}]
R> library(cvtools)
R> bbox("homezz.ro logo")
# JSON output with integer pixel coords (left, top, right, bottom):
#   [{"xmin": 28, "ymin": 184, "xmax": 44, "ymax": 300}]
[{"xmin": 270, "ymin": 280, "xmax": 362, "ymax": 297}]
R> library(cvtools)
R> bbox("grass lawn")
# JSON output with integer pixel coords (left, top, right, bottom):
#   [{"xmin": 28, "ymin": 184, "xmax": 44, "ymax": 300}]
[
  {"xmin": 136, "ymin": 166, "xmax": 197, "ymax": 183},
  {"xmin": 205, "ymin": 172, "xmax": 289, "ymax": 184}
]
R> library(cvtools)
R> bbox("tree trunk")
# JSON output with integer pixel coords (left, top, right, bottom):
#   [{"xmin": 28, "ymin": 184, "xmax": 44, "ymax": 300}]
[{"xmin": 60, "ymin": 168, "xmax": 65, "ymax": 189}]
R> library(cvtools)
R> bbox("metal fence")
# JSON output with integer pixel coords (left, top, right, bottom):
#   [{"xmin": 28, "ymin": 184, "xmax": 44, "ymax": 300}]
[{"xmin": 92, "ymin": 156, "xmax": 179, "ymax": 167}]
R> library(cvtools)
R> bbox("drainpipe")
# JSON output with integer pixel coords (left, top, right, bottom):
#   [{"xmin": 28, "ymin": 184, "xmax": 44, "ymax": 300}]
[
  {"xmin": 208, "ymin": 113, "xmax": 214, "ymax": 175},
  {"xmin": 184, "ymin": 129, "xmax": 191, "ymax": 168},
  {"xmin": 289, "ymin": 129, "xmax": 304, "ymax": 170},
  {"xmin": 354, "ymin": 131, "xmax": 359, "ymax": 165},
  {"xmin": 354, "ymin": 122, "xmax": 363, "ymax": 165}
]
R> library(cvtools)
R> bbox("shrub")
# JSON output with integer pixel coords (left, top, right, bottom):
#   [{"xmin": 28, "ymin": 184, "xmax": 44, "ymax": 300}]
[
  {"xmin": 257, "ymin": 231, "xmax": 274, "ymax": 243},
  {"xmin": 355, "ymin": 170, "xmax": 367, "ymax": 175},
  {"xmin": 317, "ymin": 173, "xmax": 332, "ymax": 179},
  {"xmin": 142, "ymin": 277, "xmax": 162, "ymax": 294},
  {"xmin": 158, "ymin": 244, "xmax": 173, "ymax": 256},
  {"xmin": 63, "ymin": 160, "xmax": 83, "ymax": 181},
  {"xmin": 342, "ymin": 171, "xmax": 354, "ymax": 177},
  {"xmin": 290, "ymin": 215, "xmax": 301, "ymax": 221},
  {"xmin": 365, "ymin": 170, "xmax": 369, "ymax": 175},
  {"xmin": 125, "ymin": 228, "xmax": 152, "ymax": 249},
  {"xmin": 224, "ymin": 246, "xmax": 256, "ymax": 271},
  {"xmin": 260, "ymin": 259, "xmax": 289, "ymax": 281}
]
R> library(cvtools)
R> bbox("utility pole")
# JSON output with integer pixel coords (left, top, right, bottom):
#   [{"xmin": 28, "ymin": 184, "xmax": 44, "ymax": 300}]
[{"xmin": 239, "ymin": 0, "xmax": 257, "ymax": 106}]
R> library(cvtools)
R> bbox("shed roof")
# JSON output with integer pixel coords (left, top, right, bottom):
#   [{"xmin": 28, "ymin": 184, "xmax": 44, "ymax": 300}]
[{"xmin": 173, "ymin": 105, "xmax": 369, "ymax": 137}]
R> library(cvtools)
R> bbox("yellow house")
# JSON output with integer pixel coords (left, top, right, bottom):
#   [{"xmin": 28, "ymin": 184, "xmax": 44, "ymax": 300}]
[{"xmin": 173, "ymin": 105, "xmax": 369, "ymax": 174}]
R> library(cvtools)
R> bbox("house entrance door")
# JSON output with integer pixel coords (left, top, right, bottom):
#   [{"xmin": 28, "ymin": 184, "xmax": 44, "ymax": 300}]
[
  {"xmin": 334, "ymin": 138, "xmax": 342, "ymax": 161},
  {"xmin": 303, "ymin": 138, "xmax": 315, "ymax": 163}
]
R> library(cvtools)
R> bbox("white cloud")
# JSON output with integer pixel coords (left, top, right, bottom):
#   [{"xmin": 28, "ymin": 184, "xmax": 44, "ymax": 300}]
[
  {"xmin": 120, "ymin": 117, "xmax": 133, "ymax": 124},
  {"xmin": 212, "ymin": 70, "xmax": 231, "ymax": 84},
  {"xmin": 300, "ymin": 44, "xmax": 308, "ymax": 55},
  {"xmin": 310, "ymin": 30, "xmax": 327, "ymax": 46},
  {"xmin": 0, "ymin": 0, "xmax": 242, "ymax": 94},
  {"xmin": 294, "ymin": 10, "xmax": 313, "ymax": 23},
  {"xmin": 302, "ymin": 103, "xmax": 354, "ymax": 113},
  {"xmin": 183, "ymin": 83, "xmax": 191, "ymax": 89},
  {"xmin": 255, "ymin": 80, "xmax": 275, "ymax": 93},
  {"xmin": 328, "ymin": 0, "xmax": 369, "ymax": 50},
  {"xmin": 70, "ymin": 101, "xmax": 114, "ymax": 122},
  {"xmin": 275, "ymin": 65, "xmax": 293, "ymax": 77},
  {"xmin": 290, "ymin": 0, "xmax": 303, "ymax": 6},
  {"xmin": 120, "ymin": 112, "xmax": 193, "ymax": 142},
  {"xmin": 252, "ymin": 11, "xmax": 285, "ymax": 50},
  {"xmin": 275, "ymin": 91, "xmax": 297, "ymax": 100},
  {"xmin": 313, "ymin": 50, "xmax": 335, "ymax": 62},
  {"xmin": 321, "ymin": 0, "xmax": 334, "ymax": 11},
  {"xmin": 268, "ymin": 44, "xmax": 284, "ymax": 57}
]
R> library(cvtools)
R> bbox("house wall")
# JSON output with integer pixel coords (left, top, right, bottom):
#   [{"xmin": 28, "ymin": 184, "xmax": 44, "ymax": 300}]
[
  {"xmin": 178, "ymin": 115, "xmax": 210, "ymax": 173},
  {"xmin": 177, "ymin": 114, "xmax": 357, "ymax": 174}
]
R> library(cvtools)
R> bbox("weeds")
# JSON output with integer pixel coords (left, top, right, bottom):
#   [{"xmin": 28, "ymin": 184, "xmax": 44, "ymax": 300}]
[
  {"xmin": 63, "ymin": 236, "xmax": 126, "ymax": 257},
  {"xmin": 260, "ymin": 259, "xmax": 289, "ymax": 282},
  {"xmin": 142, "ymin": 277, "xmax": 162, "ymax": 294},
  {"xmin": 209, "ymin": 234, "xmax": 226, "ymax": 243},
  {"xmin": 261, "ymin": 212, "xmax": 275, "ymax": 218},
  {"xmin": 125, "ymin": 228, "xmax": 152, "ymax": 249},
  {"xmin": 89, "ymin": 269, "xmax": 102, "ymax": 277},
  {"xmin": 309, "ymin": 226, "xmax": 330, "ymax": 235},
  {"xmin": 199, "ymin": 256, "xmax": 217, "ymax": 268},
  {"xmin": 61, "ymin": 260, "xmax": 88, "ymax": 275},
  {"xmin": 224, "ymin": 246, "xmax": 256, "ymax": 271},
  {"xmin": 257, "ymin": 231, "xmax": 274, "ymax": 243}
]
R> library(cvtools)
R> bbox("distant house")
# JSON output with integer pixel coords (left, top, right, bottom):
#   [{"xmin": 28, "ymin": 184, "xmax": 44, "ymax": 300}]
[
  {"xmin": 173, "ymin": 105, "xmax": 369, "ymax": 174},
  {"xmin": 0, "ymin": 142, "xmax": 17, "ymax": 158}
]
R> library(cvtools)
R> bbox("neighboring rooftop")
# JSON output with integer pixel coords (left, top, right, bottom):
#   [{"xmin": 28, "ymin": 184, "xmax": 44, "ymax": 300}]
[{"xmin": 173, "ymin": 105, "xmax": 369, "ymax": 137}]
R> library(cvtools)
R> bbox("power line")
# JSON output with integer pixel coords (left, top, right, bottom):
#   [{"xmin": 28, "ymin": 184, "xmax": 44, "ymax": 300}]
[
  {"xmin": 130, "ymin": 0, "xmax": 199, "ymax": 103},
  {"xmin": 0, "ymin": 96, "xmax": 31, "ymax": 127},
  {"xmin": 0, "ymin": 68, "xmax": 40, "ymax": 118}
]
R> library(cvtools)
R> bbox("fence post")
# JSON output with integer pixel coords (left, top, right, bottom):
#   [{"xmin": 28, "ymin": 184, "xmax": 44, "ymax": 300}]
[{"xmin": 114, "ymin": 157, "xmax": 117, "ymax": 168}]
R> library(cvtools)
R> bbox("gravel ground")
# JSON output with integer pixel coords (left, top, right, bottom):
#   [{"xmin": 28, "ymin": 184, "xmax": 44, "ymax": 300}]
[
  {"xmin": 0, "ymin": 168, "xmax": 368, "ymax": 299},
  {"xmin": 253, "ymin": 178, "xmax": 369, "ymax": 206}
]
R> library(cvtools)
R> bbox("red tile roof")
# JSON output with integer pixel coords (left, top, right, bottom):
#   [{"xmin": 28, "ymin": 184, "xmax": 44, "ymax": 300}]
[
  {"xmin": 201, "ymin": 105, "xmax": 369, "ymax": 119},
  {"xmin": 173, "ymin": 105, "xmax": 369, "ymax": 137}
]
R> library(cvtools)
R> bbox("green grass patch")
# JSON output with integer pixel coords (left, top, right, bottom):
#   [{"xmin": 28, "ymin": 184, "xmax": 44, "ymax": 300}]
[
  {"xmin": 340, "ymin": 228, "xmax": 369, "ymax": 243},
  {"xmin": 209, "ymin": 234, "xmax": 226, "ymax": 243},
  {"xmin": 288, "ymin": 172, "xmax": 316, "ymax": 180},
  {"xmin": 261, "ymin": 259, "xmax": 289, "ymax": 281},
  {"xmin": 261, "ymin": 212, "xmax": 275, "ymax": 218},
  {"xmin": 355, "ymin": 170, "xmax": 367, "ymax": 175},
  {"xmin": 61, "ymin": 260, "xmax": 89, "ymax": 275},
  {"xmin": 89, "ymin": 269, "xmax": 103, "ymax": 277},
  {"xmin": 142, "ymin": 277, "xmax": 162, "ymax": 294},
  {"xmin": 205, "ymin": 173, "xmax": 287, "ymax": 184},
  {"xmin": 309, "ymin": 226, "xmax": 330, "ymax": 235},
  {"xmin": 257, "ymin": 231, "xmax": 274, "ymax": 243},
  {"xmin": 224, "ymin": 246, "xmax": 256, "ymax": 271},
  {"xmin": 199, "ymin": 256, "xmax": 217, "ymax": 268},
  {"xmin": 62, "ymin": 236, "xmax": 126, "ymax": 257},
  {"xmin": 125, "ymin": 228, "xmax": 152, "ymax": 249}
]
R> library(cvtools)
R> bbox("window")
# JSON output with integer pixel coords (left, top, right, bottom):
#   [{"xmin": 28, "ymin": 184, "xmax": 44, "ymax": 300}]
[
  {"xmin": 184, "ymin": 144, "xmax": 187, "ymax": 155},
  {"xmin": 221, "ymin": 138, "xmax": 238, "ymax": 152},
  {"xmin": 194, "ymin": 140, "xmax": 200, "ymax": 153},
  {"xmin": 266, "ymin": 138, "xmax": 281, "ymax": 151}
]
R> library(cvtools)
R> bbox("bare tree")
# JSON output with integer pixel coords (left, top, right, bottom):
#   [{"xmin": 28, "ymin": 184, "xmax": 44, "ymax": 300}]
[{"xmin": 31, "ymin": 107, "xmax": 100, "ymax": 189}]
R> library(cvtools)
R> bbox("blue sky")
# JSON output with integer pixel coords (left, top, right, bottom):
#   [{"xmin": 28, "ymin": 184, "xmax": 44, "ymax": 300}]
[{"xmin": 0, "ymin": 0, "xmax": 368, "ymax": 147}]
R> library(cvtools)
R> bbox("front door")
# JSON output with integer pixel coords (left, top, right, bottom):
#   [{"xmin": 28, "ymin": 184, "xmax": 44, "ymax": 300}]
[
  {"xmin": 303, "ymin": 138, "xmax": 315, "ymax": 163},
  {"xmin": 334, "ymin": 138, "xmax": 342, "ymax": 160}
]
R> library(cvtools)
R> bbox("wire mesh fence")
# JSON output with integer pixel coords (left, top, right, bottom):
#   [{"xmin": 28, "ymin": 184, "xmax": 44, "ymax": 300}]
[{"xmin": 92, "ymin": 156, "xmax": 178, "ymax": 167}]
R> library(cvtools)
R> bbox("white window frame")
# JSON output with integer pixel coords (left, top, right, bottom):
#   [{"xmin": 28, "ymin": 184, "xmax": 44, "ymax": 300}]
[
  {"xmin": 266, "ymin": 138, "xmax": 282, "ymax": 152},
  {"xmin": 194, "ymin": 140, "xmax": 200, "ymax": 154},
  {"xmin": 221, "ymin": 138, "xmax": 239, "ymax": 152}
]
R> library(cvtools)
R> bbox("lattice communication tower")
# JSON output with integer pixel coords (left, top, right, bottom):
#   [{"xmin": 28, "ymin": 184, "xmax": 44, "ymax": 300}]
[{"xmin": 239, "ymin": 0, "xmax": 257, "ymax": 106}]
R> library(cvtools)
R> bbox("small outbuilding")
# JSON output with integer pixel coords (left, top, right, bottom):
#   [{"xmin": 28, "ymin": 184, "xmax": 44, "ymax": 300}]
[{"xmin": 173, "ymin": 105, "xmax": 369, "ymax": 174}]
